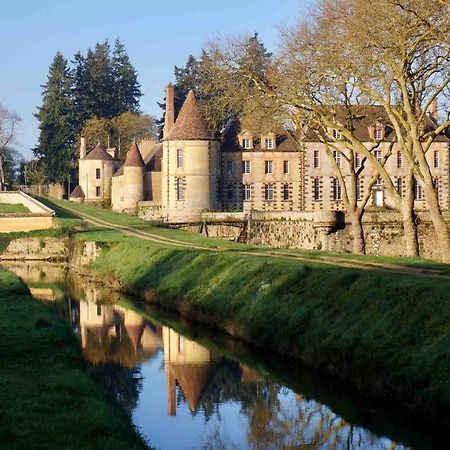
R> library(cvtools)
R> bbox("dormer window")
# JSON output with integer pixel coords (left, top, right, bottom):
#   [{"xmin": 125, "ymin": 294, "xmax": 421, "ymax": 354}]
[
  {"xmin": 242, "ymin": 138, "xmax": 251, "ymax": 149},
  {"xmin": 265, "ymin": 138, "xmax": 274, "ymax": 149},
  {"xmin": 333, "ymin": 129, "xmax": 342, "ymax": 140},
  {"xmin": 375, "ymin": 128, "xmax": 383, "ymax": 140}
]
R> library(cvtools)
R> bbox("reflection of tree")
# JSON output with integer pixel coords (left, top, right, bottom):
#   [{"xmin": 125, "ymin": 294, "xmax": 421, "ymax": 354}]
[
  {"xmin": 246, "ymin": 394, "xmax": 406, "ymax": 450},
  {"xmin": 88, "ymin": 363, "xmax": 142, "ymax": 413}
]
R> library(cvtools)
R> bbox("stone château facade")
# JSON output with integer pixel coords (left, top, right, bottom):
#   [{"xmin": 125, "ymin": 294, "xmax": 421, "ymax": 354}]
[{"xmin": 71, "ymin": 86, "xmax": 450, "ymax": 222}]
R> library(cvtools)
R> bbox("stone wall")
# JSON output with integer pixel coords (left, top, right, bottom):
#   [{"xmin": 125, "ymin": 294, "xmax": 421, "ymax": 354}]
[
  {"xmin": 249, "ymin": 211, "xmax": 449, "ymax": 260},
  {"xmin": 0, "ymin": 237, "xmax": 68, "ymax": 261}
]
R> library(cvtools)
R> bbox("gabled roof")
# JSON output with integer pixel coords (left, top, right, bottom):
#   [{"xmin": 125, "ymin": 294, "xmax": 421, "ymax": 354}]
[
  {"xmin": 83, "ymin": 143, "xmax": 116, "ymax": 161},
  {"xmin": 165, "ymin": 91, "xmax": 214, "ymax": 141},
  {"xmin": 123, "ymin": 142, "xmax": 145, "ymax": 167},
  {"xmin": 70, "ymin": 185, "xmax": 85, "ymax": 198}
]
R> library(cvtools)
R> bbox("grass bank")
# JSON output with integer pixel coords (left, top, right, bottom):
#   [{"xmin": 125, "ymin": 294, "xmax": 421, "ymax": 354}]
[
  {"xmin": 0, "ymin": 269, "xmax": 149, "ymax": 450},
  {"xmin": 89, "ymin": 238, "xmax": 450, "ymax": 424}
]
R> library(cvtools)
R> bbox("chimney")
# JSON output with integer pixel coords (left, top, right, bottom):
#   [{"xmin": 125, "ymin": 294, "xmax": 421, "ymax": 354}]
[
  {"xmin": 163, "ymin": 83, "xmax": 175, "ymax": 139},
  {"xmin": 80, "ymin": 138, "xmax": 86, "ymax": 159},
  {"xmin": 429, "ymin": 98, "xmax": 438, "ymax": 123}
]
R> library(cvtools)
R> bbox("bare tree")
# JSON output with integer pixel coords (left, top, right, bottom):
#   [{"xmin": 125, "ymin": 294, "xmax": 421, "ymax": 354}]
[{"xmin": 0, "ymin": 104, "xmax": 21, "ymax": 190}]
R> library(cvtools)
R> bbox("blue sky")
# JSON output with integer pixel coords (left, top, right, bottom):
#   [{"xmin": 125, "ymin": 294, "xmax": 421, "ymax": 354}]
[{"xmin": 0, "ymin": 0, "xmax": 312, "ymax": 159}]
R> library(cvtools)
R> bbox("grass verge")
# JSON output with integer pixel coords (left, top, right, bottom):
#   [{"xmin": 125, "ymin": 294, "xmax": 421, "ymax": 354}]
[{"xmin": 0, "ymin": 268, "xmax": 149, "ymax": 450}]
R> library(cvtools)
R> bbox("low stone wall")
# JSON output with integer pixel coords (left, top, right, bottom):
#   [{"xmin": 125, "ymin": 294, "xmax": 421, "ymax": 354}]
[
  {"xmin": 250, "ymin": 211, "xmax": 449, "ymax": 260},
  {"xmin": 0, "ymin": 237, "xmax": 68, "ymax": 261}
]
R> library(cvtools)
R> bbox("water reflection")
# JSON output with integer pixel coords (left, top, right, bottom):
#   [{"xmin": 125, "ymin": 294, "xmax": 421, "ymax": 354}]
[{"xmin": 3, "ymin": 261, "xmax": 443, "ymax": 449}]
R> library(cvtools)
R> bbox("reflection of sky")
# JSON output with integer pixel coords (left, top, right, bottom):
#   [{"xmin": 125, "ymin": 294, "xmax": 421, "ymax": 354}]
[{"xmin": 133, "ymin": 352, "xmax": 249, "ymax": 449}]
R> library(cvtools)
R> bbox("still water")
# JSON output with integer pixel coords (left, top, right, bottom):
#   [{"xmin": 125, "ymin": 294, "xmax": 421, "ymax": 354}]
[{"xmin": 3, "ymin": 262, "xmax": 447, "ymax": 450}]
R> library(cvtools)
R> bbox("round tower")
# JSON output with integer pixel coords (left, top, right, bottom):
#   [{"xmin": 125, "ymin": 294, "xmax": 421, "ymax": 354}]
[
  {"xmin": 122, "ymin": 141, "xmax": 145, "ymax": 210},
  {"xmin": 162, "ymin": 90, "xmax": 219, "ymax": 222}
]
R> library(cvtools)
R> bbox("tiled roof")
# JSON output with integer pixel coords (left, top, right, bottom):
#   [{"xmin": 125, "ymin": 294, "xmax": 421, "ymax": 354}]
[
  {"xmin": 113, "ymin": 166, "xmax": 124, "ymax": 177},
  {"xmin": 123, "ymin": 142, "xmax": 145, "ymax": 167},
  {"xmin": 70, "ymin": 185, "xmax": 85, "ymax": 198},
  {"xmin": 165, "ymin": 91, "xmax": 213, "ymax": 141},
  {"xmin": 302, "ymin": 105, "xmax": 448, "ymax": 142},
  {"xmin": 82, "ymin": 142, "xmax": 116, "ymax": 161},
  {"xmin": 222, "ymin": 120, "xmax": 301, "ymax": 152},
  {"xmin": 145, "ymin": 143, "xmax": 163, "ymax": 172}
]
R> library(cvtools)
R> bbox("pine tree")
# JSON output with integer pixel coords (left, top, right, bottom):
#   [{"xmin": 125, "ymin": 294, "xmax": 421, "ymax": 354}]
[
  {"xmin": 112, "ymin": 39, "xmax": 142, "ymax": 115},
  {"xmin": 34, "ymin": 52, "xmax": 76, "ymax": 183}
]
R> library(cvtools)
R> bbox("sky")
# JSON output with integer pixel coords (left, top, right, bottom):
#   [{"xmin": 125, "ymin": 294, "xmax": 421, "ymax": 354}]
[{"xmin": 0, "ymin": 0, "xmax": 313, "ymax": 159}]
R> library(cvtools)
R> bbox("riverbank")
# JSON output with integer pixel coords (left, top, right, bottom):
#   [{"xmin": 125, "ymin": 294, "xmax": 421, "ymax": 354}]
[
  {"xmin": 88, "ymin": 237, "xmax": 450, "ymax": 426},
  {"xmin": 0, "ymin": 268, "xmax": 150, "ymax": 450}
]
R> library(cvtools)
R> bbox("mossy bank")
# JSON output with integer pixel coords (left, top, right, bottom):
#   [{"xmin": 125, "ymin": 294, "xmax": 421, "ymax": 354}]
[
  {"xmin": 0, "ymin": 269, "xmax": 149, "ymax": 450},
  {"xmin": 90, "ymin": 237, "xmax": 450, "ymax": 425}
]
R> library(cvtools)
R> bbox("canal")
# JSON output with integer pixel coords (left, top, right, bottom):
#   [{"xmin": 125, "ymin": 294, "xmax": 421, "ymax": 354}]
[{"xmin": 3, "ymin": 261, "xmax": 447, "ymax": 450}]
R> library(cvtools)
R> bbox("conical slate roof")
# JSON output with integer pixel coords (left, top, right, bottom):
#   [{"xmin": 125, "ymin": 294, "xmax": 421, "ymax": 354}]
[
  {"xmin": 123, "ymin": 142, "xmax": 145, "ymax": 167},
  {"xmin": 83, "ymin": 143, "xmax": 115, "ymax": 161},
  {"xmin": 70, "ymin": 185, "xmax": 85, "ymax": 198},
  {"xmin": 113, "ymin": 166, "xmax": 124, "ymax": 177},
  {"xmin": 165, "ymin": 91, "xmax": 213, "ymax": 141}
]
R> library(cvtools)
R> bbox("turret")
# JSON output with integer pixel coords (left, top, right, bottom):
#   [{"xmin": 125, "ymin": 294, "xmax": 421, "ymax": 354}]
[{"xmin": 122, "ymin": 141, "xmax": 145, "ymax": 210}]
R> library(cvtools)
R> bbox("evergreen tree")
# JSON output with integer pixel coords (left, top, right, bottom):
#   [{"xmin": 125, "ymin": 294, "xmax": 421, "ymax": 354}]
[
  {"xmin": 34, "ymin": 52, "xmax": 76, "ymax": 182},
  {"xmin": 112, "ymin": 39, "xmax": 142, "ymax": 115}
]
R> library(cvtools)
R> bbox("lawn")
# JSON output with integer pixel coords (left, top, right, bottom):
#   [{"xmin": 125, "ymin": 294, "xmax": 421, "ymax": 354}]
[{"xmin": 0, "ymin": 203, "xmax": 30, "ymax": 213}]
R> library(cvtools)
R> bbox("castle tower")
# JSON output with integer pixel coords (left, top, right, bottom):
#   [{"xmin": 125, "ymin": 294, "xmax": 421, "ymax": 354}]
[
  {"xmin": 161, "ymin": 90, "xmax": 220, "ymax": 222},
  {"xmin": 122, "ymin": 141, "xmax": 145, "ymax": 211},
  {"xmin": 78, "ymin": 142, "xmax": 120, "ymax": 203}
]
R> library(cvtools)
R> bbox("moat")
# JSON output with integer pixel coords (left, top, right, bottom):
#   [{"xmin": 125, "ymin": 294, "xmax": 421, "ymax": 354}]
[{"xmin": 3, "ymin": 261, "xmax": 447, "ymax": 450}]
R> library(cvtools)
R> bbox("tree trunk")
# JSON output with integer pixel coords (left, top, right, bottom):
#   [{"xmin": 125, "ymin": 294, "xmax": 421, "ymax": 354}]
[
  {"xmin": 350, "ymin": 210, "xmax": 365, "ymax": 254},
  {"xmin": 424, "ymin": 185, "xmax": 450, "ymax": 263},
  {"xmin": 401, "ymin": 172, "xmax": 419, "ymax": 257}
]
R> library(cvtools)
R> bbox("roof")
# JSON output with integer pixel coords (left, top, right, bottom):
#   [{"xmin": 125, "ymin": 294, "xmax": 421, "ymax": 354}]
[
  {"xmin": 70, "ymin": 185, "xmax": 85, "ymax": 198},
  {"xmin": 113, "ymin": 166, "xmax": 124, "ymax": 177},
  {"xmin": 123, "ymin": 142, "xmax": 145, "ymax": 167},
  {"xmin": 222, "ymin": 120, "xmax": 301, "ymax": 153},
  {"xmin": 145, "ymin": 143, "xmax": 163, "ymax": 172},
  {"xmin": 302, "ymin": 105, "xmax": 449, "ymax": 143},
  {"xmin": 165, "ymin": 91, "xmax": 214, "ymax": 141},
  {"xmin": 83, "ymin": 142, "xmax": 116, "ymax": 161}
]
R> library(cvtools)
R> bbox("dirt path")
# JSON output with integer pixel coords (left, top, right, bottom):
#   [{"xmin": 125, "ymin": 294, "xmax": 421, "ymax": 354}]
[{"xmin": 58, "ymin": 202, "xmax": 450, "ymax": 279}]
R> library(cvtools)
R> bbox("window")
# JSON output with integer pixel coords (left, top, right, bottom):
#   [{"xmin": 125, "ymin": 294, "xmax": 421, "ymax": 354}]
[
  {"xmin": 242, "ymin": 138, "xmax": 251, "ymax": 149},
  {"xmin": 434, "ymin": 150, "xmax": 440, "ymax": 168},
  {"xmin": 265, "ymin": 138, "xmax": 274, "ymax": 149},
  {"xmin": 313, "ymin": 150, "xmax": 320, "ymax": 168},
  {"xmin": 95, "ymin": 186, "xmax": 101, "ymax": 197},
  {"xmin": 413, "ymin": 178, "xmax": 423, "ymax": 200},
  {"xmin": 283, "ymin": 184, "xmax": 290, "ymax": 201},
  {"xmin": 177, "ymin": 149, "xmax": 183, "ymax": 168},
  {"xmin": 333, "ymin": 150, "xmax": 341, "ymax": 167},
  {"xmin": 95, "ymin": 168, "xmax": 101, "ymax": 179},
  {"xmin": 243, "ymin": 184, "xmax": 251, "ymax": 201},
  {"xmin": 313, "ymin": 178, "xmax": 320, "ymax": 201},
  {"xmin": 264, "ymin": 184, "xmax": 274, "ymax": 201},
  {"xmin": 227, "ymin": 160, "xmax": 233, "ymax": 175},
  {"xmin": 265, "ymin": 160, "xmax": 273, "ymax": 174},
  {"xmin": 283, "ymin": 160, "xmax": 289, "ymax": 174},
  {"xmin": 178, "ymin": 336, "xmax": 185, "ymax": 353},
  {"xmin": 332, "ymin": 178, "xmax": 342, "ymax": 201},
  {"xmin": 333, "ymin": 129, "xmax": 342, "ymax": 140},
  {"xmin": 356, "ymin": 178, "xmax": 362, "ymax": 201},
  {"xmin": 355, "ymin": 153, "xmax": 362, "ymax": 169},
  {"xmin": 397, "ymin": 151, "xmax": 403, "ymax": 168},
  {"xmin": 396, "ymin": 177, "xmax": 403, "ymax": 196},
  {"xmin": 374, "ymin": 150, "xmax": 382, "ymax": 163},
  {"xmin": 242, "ymin": 160, "xmax": 251, "ymax": 174},
  {"xmin": 374, "ymin": 128, "xmax": 383, "ymax": 140},
  {"xmin": 227, "ymin": 184, "xmax": 234, "ymax": 200},
  {"xmin": 96, "ymin": 305, "xmax": 102, "ymax": 316},
  {"xmin": 176, "ymin": 177, "xmax": 185, "ymax": 201}
]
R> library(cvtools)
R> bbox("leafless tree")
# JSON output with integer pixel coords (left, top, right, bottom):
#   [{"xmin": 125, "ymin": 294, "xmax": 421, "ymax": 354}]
[{"xmin": 0, "ymin": 104, "xmax": 21, "ymax": 189}]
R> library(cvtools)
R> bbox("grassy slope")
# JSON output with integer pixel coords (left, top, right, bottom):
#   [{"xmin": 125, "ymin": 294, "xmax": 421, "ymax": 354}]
[
  {"xmin": 0, "ymin": 269, "xmax": 149, "ymax": 450},
  {"xmin": 91, "ymin": 239, "xmax": 450, "ymax": 423},
  {"xmin": 41, "ymin": 197, "xmax": 450, "ymax": 274}
]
